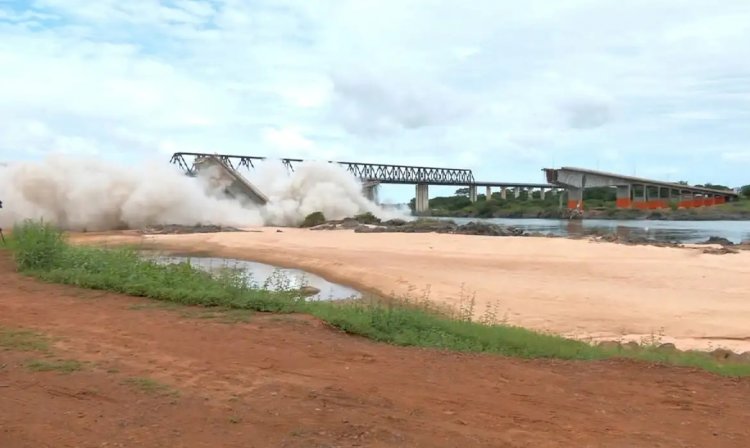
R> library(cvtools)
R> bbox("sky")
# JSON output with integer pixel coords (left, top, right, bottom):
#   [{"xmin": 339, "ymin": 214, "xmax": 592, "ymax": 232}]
[{"xmin": 1, "ymin": 0, "xmax": 749, "ymax": 202}]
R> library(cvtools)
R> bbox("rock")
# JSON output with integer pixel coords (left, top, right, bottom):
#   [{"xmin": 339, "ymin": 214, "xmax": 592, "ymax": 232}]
[
  {"xmin": 710, "ymin": 348, "xmax": 738, "ymax": 362},
  {"xmin": 702, "ymin": 236, "xmax": 735, "ymax": 246},
  {"xmin": 737, "ymin": 352, "xmax": 750, "ymax": 364},
  {"xmin": 383, "ymin": 219, "xmax": 407, "ymax": 227},
  {"xmin": 309, "ymin": 223, "xmax": 338, "ymax": 231},
  {"xmin": 340, "ymin": 218, "xmax": 360, "ymax": 229},
  {"xmin": 298, "ymin": 285, "xmax": 321, "ymax": 297},
  {"xmin": 597, "ymin": 341, "xmax": 622, "ymax": 351},
  {"xmin": 276, "ymin": 229, "xmax": 283, "ymax": 233},
  {"xmin": 656, "ymin": 343, "xmax": 678, "ymax": 353},
  {"xmin": 140, "ymin": 224, "xmax": 243, "ymax": 234},
  {"xmin": 702, "ymin": 247, "xmax": 739, "ymax": 255},
  {"xmin": 622, "ymin": 341, "xmax": 641, "ymax": 351},
  {"xmin": 353, "ymin": 212, "xmax": 381, "ymax": 225}
]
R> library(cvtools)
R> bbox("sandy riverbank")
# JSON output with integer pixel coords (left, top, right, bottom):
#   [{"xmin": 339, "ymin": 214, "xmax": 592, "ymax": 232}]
[{"xmin": 70, "ymin": 228, "xmax": 750, "ymax": 352}]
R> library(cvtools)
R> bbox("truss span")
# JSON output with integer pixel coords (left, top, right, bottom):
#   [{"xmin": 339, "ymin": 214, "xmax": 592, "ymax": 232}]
[{"xmin": 170, "ymin": 152, "xmax": 476, "ymax": 185}]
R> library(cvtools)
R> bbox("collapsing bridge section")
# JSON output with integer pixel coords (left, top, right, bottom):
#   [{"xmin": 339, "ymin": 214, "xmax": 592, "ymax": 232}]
[
  {"xmin": 192, "ymin": 155, "xmax": 268, "ymax": 206},
  {"xmin": 543, "ymin": 167, "xmax": 738, "ymax": 210}
]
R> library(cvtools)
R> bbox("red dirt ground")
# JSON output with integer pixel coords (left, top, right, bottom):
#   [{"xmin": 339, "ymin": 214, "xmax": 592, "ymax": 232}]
[{"xmin": 1, "ymin": 254, "xmax": 749, "ymax": 448}]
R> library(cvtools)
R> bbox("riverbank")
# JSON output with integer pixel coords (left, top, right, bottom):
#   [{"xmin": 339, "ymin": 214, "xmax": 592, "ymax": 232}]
[
  {"xmin": 421, "ymin": 196, "xmax": 750, "ymax": 220},
  {"xmin": 70, "ymin": 227, "xmax": 750, "ymax": 353}
]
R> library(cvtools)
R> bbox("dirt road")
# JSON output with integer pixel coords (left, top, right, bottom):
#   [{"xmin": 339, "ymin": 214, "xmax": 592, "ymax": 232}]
[
  {"xmin": 71, "ymin": 229, "xmax": 750, "ymax": 352},
  {"xmin": 2, "ymin": 253, "xmax": 750, "ymax": 447}
]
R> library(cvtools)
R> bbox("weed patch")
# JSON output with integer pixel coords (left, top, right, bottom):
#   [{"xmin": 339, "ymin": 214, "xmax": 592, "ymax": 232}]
[
  {"xmin": 26, "ymin": 359, "xmax": 83, "ymax": 373},
  {"xmin": 0, "ymin": 327, "xmax": 50, "ymax": 352},
  {"xmin": 123, "ymin": 377, "xmax": 178, "ymax": 396}
]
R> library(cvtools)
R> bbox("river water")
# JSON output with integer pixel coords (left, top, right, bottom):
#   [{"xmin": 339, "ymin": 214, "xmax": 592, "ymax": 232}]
[
  {"xmin": 448, "ymin": 218, "xmax": 750, "ymax": 244},
  {"xmin": 152, "ymin": 255, "xmax": 362, "ymax": 301}
]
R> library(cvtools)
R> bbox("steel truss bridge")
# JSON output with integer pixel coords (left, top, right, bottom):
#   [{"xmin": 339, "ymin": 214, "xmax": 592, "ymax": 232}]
[{"xmin": 170, "ymin": 152, "xmax": 478, "ymax": 186}]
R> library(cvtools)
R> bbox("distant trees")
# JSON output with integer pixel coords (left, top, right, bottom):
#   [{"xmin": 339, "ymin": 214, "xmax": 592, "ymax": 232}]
[
  {"xmin": 583, "ymin": 186, "xmax": 616, "ymax": 201},
  {"xmin": 696, "ymin": 183, "xmax": 732, "ymax": 191},
  {"xmin": 741, "ymin": 185, "xmax": 750, "ymax": 198}
]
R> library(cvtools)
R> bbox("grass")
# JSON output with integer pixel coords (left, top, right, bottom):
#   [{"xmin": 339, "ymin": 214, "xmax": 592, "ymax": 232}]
[
  {"xmin": 26, "ymin": 359, "xmax": 83, "ymax": 373},
  {"xmin": 7, "ymin": 219, "xmax": 750, "ymax": 377},
  {"xmin": 0, "ymin": 326, "xmax": 50, "ymax": 352},
  {"xmin": 123, "ymin": 377, "xmax": 178, "ymax": 396}
]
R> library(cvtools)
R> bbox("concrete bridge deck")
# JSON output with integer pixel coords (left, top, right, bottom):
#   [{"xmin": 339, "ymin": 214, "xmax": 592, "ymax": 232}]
[{"xmin": 544, "ymin": 167, "xmax": 738, "ymax": 210}]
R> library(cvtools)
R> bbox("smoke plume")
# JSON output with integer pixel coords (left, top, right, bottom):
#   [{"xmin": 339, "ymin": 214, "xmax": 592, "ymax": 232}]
[{"xmin": 0, "ymin": 154, "xmax": 405, "ymax": 231}]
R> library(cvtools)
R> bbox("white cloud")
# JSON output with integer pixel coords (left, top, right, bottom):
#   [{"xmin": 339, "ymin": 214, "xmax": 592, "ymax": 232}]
[{"xmin": 0, "ymin": 0, "xmax": 748, "ymax": 189}]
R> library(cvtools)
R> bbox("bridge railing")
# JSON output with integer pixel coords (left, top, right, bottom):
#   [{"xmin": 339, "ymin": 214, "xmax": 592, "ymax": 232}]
[{"xmin": 170, "ymin": 152, "xmax": 476, "ymax": 185}]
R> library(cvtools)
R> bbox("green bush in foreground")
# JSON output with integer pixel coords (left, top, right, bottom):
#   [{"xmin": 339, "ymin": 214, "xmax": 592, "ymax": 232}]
[
  {"xmin": 300, "ymin": 212, "xmax": 326, "ymax": 228},
  {"xmin": 8, "ymin": 220, "xmax": 750, "ymax": 377}
]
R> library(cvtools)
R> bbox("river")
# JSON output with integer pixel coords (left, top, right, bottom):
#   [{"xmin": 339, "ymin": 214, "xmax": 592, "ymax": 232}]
[{"xmin": 447, "ymin": 218, "xmax": 750, "ymax": 243}]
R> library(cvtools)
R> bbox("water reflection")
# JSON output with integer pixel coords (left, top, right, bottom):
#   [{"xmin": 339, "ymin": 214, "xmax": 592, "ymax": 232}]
[{"xmin": 152, "ymin": 256, "xmax": 362, "ymax": 301}]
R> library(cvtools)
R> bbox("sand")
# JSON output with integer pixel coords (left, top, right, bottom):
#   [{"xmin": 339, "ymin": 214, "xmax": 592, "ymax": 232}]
[{"xmin": 73, "ymin": 229, "xmax": 750, "ymax": 352}]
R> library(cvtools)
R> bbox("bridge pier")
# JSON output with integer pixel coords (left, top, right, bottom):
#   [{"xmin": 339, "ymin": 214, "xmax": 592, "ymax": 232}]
[
  {"xmin": 415, "ymin": 183, "xmax": 430, "ymax": 215},
  {"xmin": 616, "ymin": 185, "xmax": 631, "ymax": 208},
  {"xmin": 501, "ymin": 188, "xmax": 507, "ymax": 200},
  {"xmin": 486, "ymin": 186, "xmax": 492, "ymax": 201},
  {"xmin": 362, "ymin": 184, "xmax": 379, "ymax": 203},
  {"xmin": 514, "ymin": 188, "xmax": 521, "ymax": 199},
  {"xmin": 469, "ymin": 185, "xmax": 478, "ymax": 203},
  {"xmin": 567, "ymin": 188, "xmax": 583, "ymax": 209}
]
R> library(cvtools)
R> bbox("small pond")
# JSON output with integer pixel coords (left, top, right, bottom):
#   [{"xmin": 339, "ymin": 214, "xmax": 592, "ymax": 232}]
[{"xmin": 152, "ymin": 255, "xmax": 362, "ymax": 301}]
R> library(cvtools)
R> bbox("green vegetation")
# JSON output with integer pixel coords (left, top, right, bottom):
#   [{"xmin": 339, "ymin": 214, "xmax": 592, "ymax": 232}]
[
  {"xmin": 354, "ymin": 212, "xmax": 381, "ymax": 224},
  {"xmin": 410, "ymin": 189, "xmax": 564, "ymax": 218},
  {"xmin": 123, "ymin": 377, "xmax": 178, "ymax": 396},
  {"xmin": 411, "ymin": 186, "xmax": 750, "ymax": 219},
  {"xmin": 300, "ymin": 211, "xmax": 326, "ymax": 227},
  {"xmin": 7, "ymin": 220, "xmax": 750, "ymax": 377},
  {"xmin": 26, "ymin": 359, "xmax": 83, "ymax": 373},
  {"xmin": 0, "ymin": 326, "xmax": 50, "ymax": 352}
]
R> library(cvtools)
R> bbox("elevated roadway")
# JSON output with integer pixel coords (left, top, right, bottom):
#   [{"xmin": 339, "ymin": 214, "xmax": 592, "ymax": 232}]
[{"xmin": 544, "ymin": 167, "xmax": 738, "ymax": 210}]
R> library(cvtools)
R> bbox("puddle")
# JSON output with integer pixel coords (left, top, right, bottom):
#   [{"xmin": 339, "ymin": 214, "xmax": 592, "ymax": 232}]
[{"xmin": 150, "ymin": 255, "xmax": 362, "ymax": 301}]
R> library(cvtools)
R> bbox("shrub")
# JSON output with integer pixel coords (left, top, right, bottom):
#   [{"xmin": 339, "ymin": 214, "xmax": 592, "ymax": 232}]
[
  {"xmin": 354, "ymin": 212, "xmax": 381, "ymax": 224},
  {"xmin": 11, "ymin": 220, "xmax": 67, "ymax": 271},
  {"xmin": 300, "ymin": 212, "xmax": 326, "ymax": 228}
]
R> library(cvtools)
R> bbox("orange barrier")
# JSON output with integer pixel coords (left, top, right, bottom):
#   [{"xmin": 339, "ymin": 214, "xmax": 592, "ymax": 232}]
[
  {"xmin": 569, "ymin": 196, "xmax": 728, "ymax": 210},
  {"xmin": 615, "ymin": 198, "xmax": 632, "ymax": 208}
]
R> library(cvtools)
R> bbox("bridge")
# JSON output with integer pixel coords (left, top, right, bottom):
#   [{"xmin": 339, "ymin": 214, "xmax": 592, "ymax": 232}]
[
  {"xmin": 544, "ymin": 167, "xmax": 739, "ymax": 210},
  {"xmin": 170, "ymin": 152, "xmax": 558, "ymax": 213}
]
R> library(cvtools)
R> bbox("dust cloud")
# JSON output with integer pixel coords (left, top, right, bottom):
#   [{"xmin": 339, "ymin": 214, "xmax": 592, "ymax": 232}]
[{"xmin": 0, "ymin": 154, "xmax": 407, "ymax": 231}]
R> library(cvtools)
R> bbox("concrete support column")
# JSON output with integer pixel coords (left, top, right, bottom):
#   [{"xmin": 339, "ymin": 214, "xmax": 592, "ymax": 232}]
[
  {"xmin": 362, "ymin": 184, "xmax": 379, "ymax": 203},
  {"xmin": 539, "ymin": 188, "xmax": 546, "ymax": 200},
  {"xmin": 501, "ymin": 188, "xmax": 507, "ymax": 200},
  {"xmin": 485, "ymin": 186, "xmax": 492, "ymax": 201},
  {"xmin": 567, "ymin": 187, "xmax": 583, "ymax": 209},
  {"xmin": 415, "ymin": 183, "xmax": 429, "ymax": 215},
  {"xmin": 469, "ymin": 185, "xmax": 478, "ymax": 203},
  {"xmin": 514, "ymin": 187, "xmax": 521, "ymax": 199},
  {"xmin": 616, "ymin": 185, "xmax": 631, "ymax": 208}
]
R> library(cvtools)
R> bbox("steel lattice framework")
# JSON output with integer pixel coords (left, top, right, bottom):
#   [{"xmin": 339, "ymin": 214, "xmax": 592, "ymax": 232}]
[{"xmin": 170, "ymin": 152, "xmax": 476, "ymax": 185}]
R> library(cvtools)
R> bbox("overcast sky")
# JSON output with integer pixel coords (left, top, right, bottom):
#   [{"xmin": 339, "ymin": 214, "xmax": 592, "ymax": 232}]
[{"xmin": 1, "ymin": 0, "xmax": 749, "ymax": 197}]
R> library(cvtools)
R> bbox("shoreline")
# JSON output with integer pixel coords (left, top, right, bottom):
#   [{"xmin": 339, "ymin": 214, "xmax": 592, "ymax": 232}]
[{"xmin": 69, "ymin": 228, "xmax": 750, "ymax": 353}]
